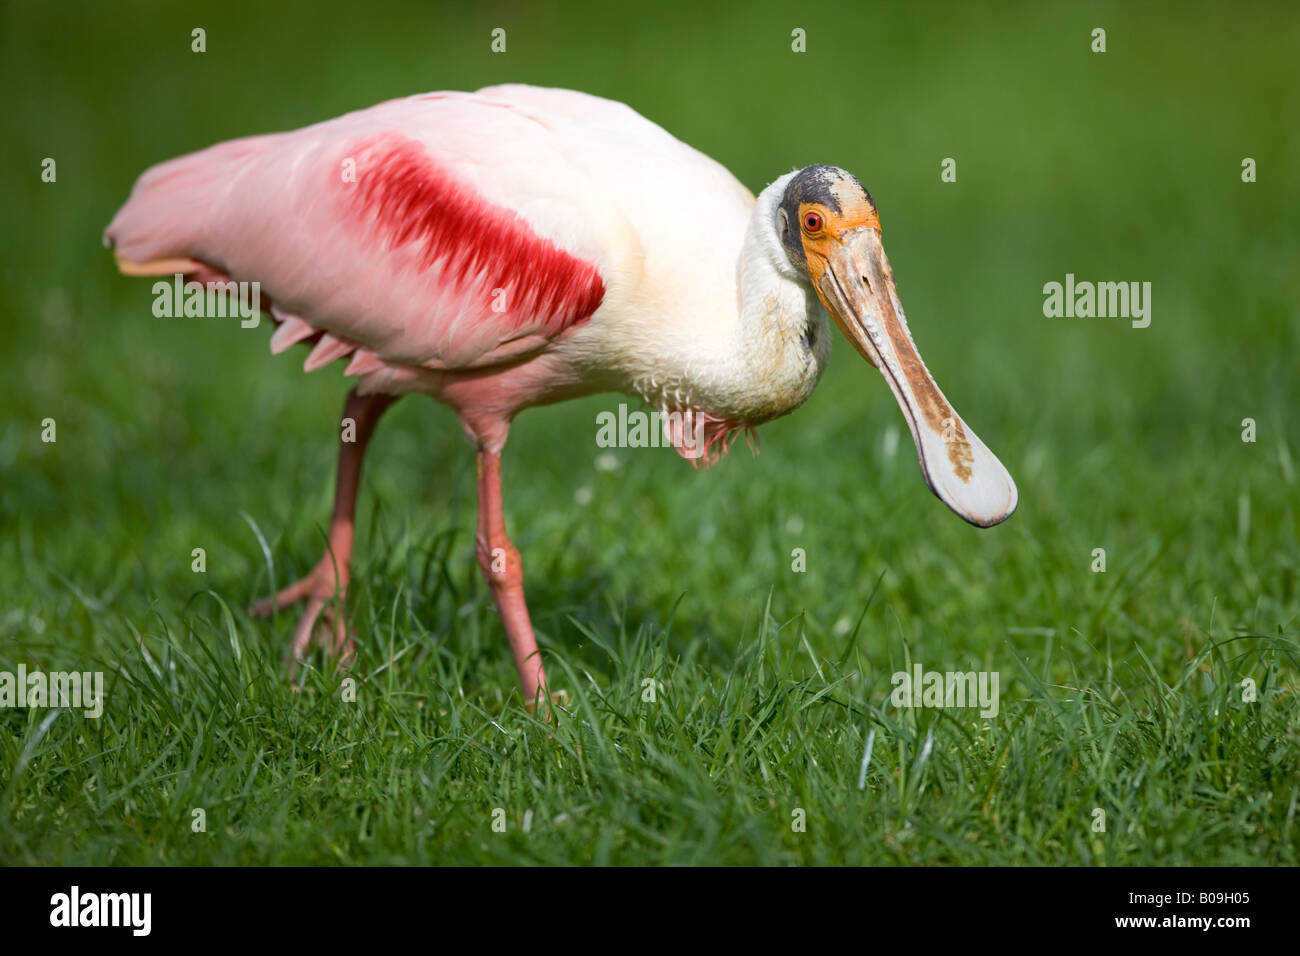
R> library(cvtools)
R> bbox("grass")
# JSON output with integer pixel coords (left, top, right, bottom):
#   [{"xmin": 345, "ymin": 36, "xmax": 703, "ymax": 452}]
[{"xmin": 1, "ymin": 0, "xmax": 1298, "ymax": 865}]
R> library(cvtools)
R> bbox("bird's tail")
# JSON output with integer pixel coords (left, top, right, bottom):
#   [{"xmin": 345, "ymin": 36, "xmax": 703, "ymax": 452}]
[{"xmin": 103, "ymin": 133, "xmax": 277, "ymax": 275}]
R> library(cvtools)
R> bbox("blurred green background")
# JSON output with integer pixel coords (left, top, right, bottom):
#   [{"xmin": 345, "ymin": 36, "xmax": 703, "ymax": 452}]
[{"xmin": 1, "ymin": 1, "xmax": 1297, "ymax": 865}]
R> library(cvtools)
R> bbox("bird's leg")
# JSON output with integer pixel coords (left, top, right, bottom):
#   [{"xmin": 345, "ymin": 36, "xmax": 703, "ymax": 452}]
[
  {"xmin": 251, "ymin": 388, "xmax": 396, "ymax": 664},
  {"xmin": 474, "ymin": 448, "xmax": 556, "ymax": 713}
]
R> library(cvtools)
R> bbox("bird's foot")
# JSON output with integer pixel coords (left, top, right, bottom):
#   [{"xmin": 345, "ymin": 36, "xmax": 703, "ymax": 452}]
[
  {"xmin": 524, "ymin": 688, "xmax": 569, "ymax": 723},
  {"xmin": 249, "ymin": 563, "xmax": 354, "ymax": 667}
]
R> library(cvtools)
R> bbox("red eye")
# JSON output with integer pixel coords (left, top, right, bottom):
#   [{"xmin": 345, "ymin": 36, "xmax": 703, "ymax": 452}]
[{"xmin": 803, "ymin": 212, "xmax": 823, "ymax": 232}]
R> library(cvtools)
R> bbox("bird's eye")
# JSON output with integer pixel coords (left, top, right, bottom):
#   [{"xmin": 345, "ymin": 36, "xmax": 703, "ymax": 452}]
[{"xmin": 803, "ymin": 212, "xmax": 824, "ymax": 232}]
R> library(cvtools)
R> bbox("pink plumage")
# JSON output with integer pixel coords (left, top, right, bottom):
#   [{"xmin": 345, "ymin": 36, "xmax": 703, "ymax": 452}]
[
  {"xmin": 106, "ymin": 96, "xmax": 609, "ymax": 374},
  {"xmin": 348, "ymin": 133, "xmax": 605, "ymax": 334}
]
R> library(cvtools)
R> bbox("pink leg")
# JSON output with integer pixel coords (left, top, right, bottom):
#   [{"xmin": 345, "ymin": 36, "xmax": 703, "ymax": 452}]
[
  {"xmin": 474, "ymin": 448, "xmax": 554, "ymax": 711},
  {"xmin": 251, "ymin": 387, "xmax": 396, "ymax": 663}
]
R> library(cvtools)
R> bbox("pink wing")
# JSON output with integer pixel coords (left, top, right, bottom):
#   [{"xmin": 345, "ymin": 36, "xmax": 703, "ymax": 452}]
[{"xmin": 105, "ymin": 93, "xmax": 607, "ymax": 372}]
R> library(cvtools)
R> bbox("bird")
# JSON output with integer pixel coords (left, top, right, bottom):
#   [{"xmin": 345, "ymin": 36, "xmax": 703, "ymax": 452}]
[{"xmin": 105, "ymin": 84, "xmax": 1017, "ymax": 712}]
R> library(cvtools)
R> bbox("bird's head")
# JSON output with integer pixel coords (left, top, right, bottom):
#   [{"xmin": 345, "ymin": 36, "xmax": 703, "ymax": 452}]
[{"xmin": 774, "ymin": 165, "xmax": 1017, "ymax": 527}]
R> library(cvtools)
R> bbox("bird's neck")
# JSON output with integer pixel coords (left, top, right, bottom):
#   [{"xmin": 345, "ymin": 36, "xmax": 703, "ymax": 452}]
[
  {"xmin": 620, "ymin": 180, "xmax": 830, "ymax": 457},
  {"xmin": 723, "ymin": 183, "xmax": 832, "ymax": 424}
]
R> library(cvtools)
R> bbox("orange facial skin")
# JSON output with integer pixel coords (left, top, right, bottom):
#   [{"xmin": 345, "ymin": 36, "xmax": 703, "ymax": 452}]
[{"xmin": 795, "ymin": 197, "xmax": 880, "ymax": 288}]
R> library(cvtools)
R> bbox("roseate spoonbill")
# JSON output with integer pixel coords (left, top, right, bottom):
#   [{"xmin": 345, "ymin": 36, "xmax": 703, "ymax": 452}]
[{"xmin": 105, "ymin": 85, "xmax": 1017, "ymax": 710}]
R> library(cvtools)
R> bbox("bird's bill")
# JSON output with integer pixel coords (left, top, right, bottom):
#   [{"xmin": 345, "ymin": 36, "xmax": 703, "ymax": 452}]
[{"xmin": 813, "ymin": 227, "xmax": 1018, "ymax": 527}]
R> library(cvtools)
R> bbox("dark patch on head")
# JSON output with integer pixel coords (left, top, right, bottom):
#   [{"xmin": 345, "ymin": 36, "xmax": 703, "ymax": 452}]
[{"xmin": 776, "ymin": 165, "xmax": 873, "ymax": 273}]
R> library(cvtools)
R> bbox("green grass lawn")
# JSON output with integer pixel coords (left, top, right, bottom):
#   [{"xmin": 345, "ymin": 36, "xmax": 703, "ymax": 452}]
[{"xmin": 1, "ymin": 1, "xmax": 1297, "ymax": 865}]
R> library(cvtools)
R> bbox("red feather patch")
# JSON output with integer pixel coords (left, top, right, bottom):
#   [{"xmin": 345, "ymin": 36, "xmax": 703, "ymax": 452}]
[{"xmin": 345, "ymin": 134, "xmax": 604, "ymax": 336}]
